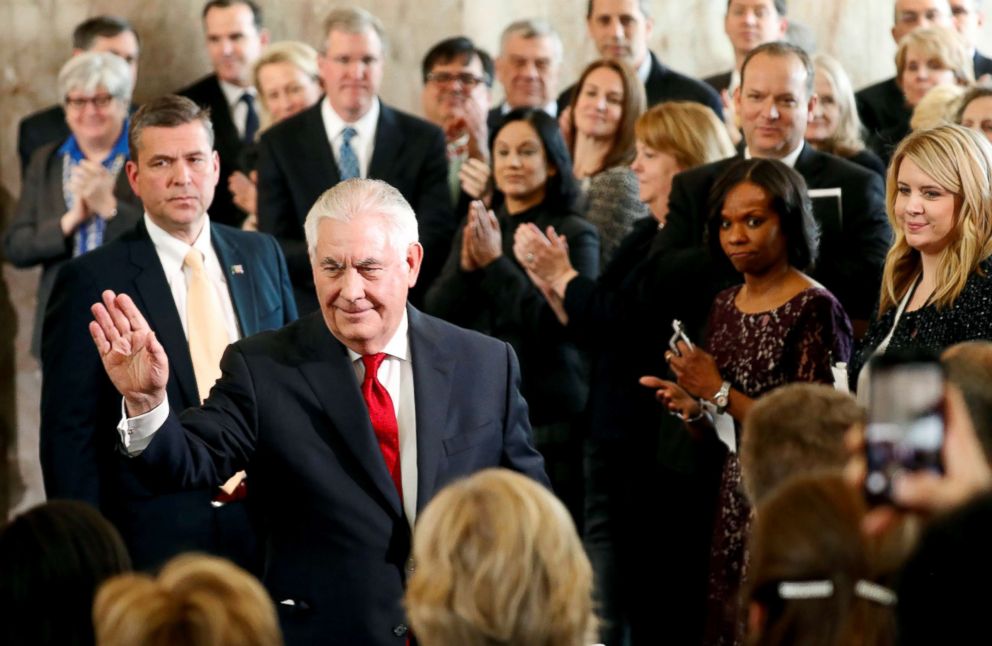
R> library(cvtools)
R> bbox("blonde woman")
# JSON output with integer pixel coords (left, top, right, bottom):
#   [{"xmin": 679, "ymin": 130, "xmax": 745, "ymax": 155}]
[
  {"xmin": 231, "ymin": 41, "xmax": 322, "ymax": 230},
  {"xmin": 849, "ymin": 124, "xmax": 992, "ymax": 390},
  {"xmin": 404, "ymin": 469, "xmax": 596, "ymax": 646},
  {"xmin": 871, "ymin": 27, "xmax": 973, "ymax": 161},
  {"xmin": 94, "ymin": 554, "xmax": 282, "ymax": 646},
  {"xmin": 806, "ymin": 54, "xmax": 885, "ymax": 177}
]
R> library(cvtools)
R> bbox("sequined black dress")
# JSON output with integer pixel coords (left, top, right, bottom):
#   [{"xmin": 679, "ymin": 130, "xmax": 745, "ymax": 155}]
[{"xmin": 849, "ymin": 259, "xmax": 992, "ymax": 388}]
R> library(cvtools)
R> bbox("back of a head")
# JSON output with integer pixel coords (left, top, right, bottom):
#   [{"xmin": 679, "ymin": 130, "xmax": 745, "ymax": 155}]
[
  {"xmin": 742, "ymin": 383, "xmax": 863, "ymax": 505},
  {"xmin": 635, "ymin": 101, "xmax": 736, "ymax": 170},
  {"xmin": 747, "ymin": 474, "xmax": 897, "ymax": 646},
  {"xmin": 93, "ymin": 553, "xmax": 282, "ymax": 646},
  {"xmin": 0, "ymin": 500, "xmax": 131, "ymax": 646},
  {"xmin": 897, "ymin": 491, "xmax": 992, "ymax": 645},
  {"xmin": 942, "ymin": 341, "xmax": 992, "ymax": 462},
  {"xmin": 405, "ymin": 468, "xmax": 596, "ymax": 646},
  {"xmin": 910, "ymin": 83, "xmax": 966, "ymax": 130}
]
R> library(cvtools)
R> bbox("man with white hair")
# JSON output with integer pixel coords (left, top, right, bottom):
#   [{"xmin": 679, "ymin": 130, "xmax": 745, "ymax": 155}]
[{"xmin": 88, "ymin": 177, "xmax": 548, "ymax": 646}]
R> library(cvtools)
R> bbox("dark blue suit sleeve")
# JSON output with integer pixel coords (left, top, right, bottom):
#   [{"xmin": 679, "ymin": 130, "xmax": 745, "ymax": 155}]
[{"xmin": 498, "ymin": 341, "xmax": 550, "ymax": 487}]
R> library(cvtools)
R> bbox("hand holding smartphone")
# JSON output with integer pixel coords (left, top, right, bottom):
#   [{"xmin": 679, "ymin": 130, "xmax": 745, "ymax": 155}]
[
  {"xmin": 668, "ymin": 319, "xmax": 694, "ymax": 357},
  {"xmin": 864, "ymin": 350, "xmax": 945, "ymax": 506}
]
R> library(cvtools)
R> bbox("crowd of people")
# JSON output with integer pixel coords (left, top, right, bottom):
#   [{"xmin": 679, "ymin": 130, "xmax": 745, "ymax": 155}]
[{"xmin": 6, "ymin": 0, "xmax": 992, "ymax": 645}]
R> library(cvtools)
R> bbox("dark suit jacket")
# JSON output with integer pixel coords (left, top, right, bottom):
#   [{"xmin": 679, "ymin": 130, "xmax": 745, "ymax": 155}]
[
  {"xmin": 703, "ymin": 69, "xmax": 733, "ymax": 94},
  {"xmin": 16, "ymin": 105, "xmax": 69, "ymax": 176},
  {"xmin": 180, "ymin": 74, "xmax": 250, "ymax": 228},
  {"xmin": 557, "ymin": 51, "xmax": 724, "ymax": 118},
  {"xmin": 40, "ymin": 219, "xmax": 297, "ymax": 571},
  {"xmin": 130, "ymin": 307, "xmax": 548, "ymax": 645},
  {"xmin": 855, "ymin": 76, "xmax": 910, "ymax": 160},
  {"xmin": 424, "ymin": 205, "xmax": 600, "ymax": 426},
  {"xmin": 656, "ymin": 144, "xmax": 892, "ymax": 321},
  {"xmin": 975, "ymin": 50, "xmax": 992, "ymax": 78},
  {"xmin": 3, "ymin": 141, "xmax": 141, "ymax": 357},
  {"xmin": 256, "ymin": 100, "xmax": 453, "ymax": 313}
]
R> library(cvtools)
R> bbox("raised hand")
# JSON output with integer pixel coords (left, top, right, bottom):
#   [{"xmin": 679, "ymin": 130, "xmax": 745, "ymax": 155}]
[
  {"xmin": 229, "ymin": 169, "xmax": 258, "ymax": 217},
  {"xmin": 89, "ymin": 290, "xmax": 169, "ymax": 416},
  {"xmin": 459, "ymin": 157, "xmax": 492, "ymax": 201},
  {"xmin": 465, "ymin": 200, "xmax": 502, "ymax": 268},
  {"xmin": 666, "ymin": 342, "xmax": 723, "ymax": 400},
  {"xmin": 513, "ymin": 223, "xmax": 576, "ymax": 292}
]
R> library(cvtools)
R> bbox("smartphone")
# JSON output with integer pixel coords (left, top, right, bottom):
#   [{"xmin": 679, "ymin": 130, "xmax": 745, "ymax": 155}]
[
  {"xmin": 669, "ymin": 319, "xmax": 694, "ymax": 357},
  {"xmin": 864, "ymin": 350, "xmax": 945, "ymax": 506}
]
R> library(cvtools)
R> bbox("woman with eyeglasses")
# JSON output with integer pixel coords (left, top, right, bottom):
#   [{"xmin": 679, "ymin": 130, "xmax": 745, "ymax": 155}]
[{"xmin": 4, "ymin": 51, "xmax": 141, "ymax": 358}]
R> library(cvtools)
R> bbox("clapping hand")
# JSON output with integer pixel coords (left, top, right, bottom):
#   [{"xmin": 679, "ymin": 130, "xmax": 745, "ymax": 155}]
[
  {"xmin": 89, "ymin": 290, "xmax": 170, "ymax": 416},
  {"xmin": 459, "ymin": 158, "xmax": 492, "ymax": 201},
  {"xmin": 640, "ymin": 375, "xmax": 703, "ymax": 421},
  {"xmin": 70, "ymin": 159, "xmax": 118, "ymax": 218},
  {"xmin": 513, "ymin": 223, "xmax": 575, "ymax": 289},
  {"xmin": 229, "ymin": 170, "xmax": 258, "ymax": 217},
  {"xmin": 463, "ymin": 200, "xmax": 502, "ymax": 268}
]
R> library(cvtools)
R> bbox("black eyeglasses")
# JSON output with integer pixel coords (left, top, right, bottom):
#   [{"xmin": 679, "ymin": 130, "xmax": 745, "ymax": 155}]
[
  {"xmin": 426, "ymin": 72, "xmax": 488, "ymax": 87},
  {"xmin": 65, "ymin": 93, "xmax": 117, "ymax": 110}
]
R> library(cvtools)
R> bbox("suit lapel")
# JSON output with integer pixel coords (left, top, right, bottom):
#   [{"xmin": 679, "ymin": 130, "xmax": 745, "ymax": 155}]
[
  {"xmin": 368, "ymin": 104, "xmax": 405, "ymax": 181},
  {"xmin": 408, "ymin": 307, "xmax": 453, "ymax": 512},
  {"xmin": 303, "ymin": 103, "xmax": 340, "ymax": 210},
  {"xmin": 211, "ymin": 224, "xmax": 258, "ymax": 337},
  {"xmin": 296, "ymin": 315, "xmax": 404, "ymax": 517},
  {"xmin": 128, "ymin": 222, "xmax": 200, "ymax": 408}
]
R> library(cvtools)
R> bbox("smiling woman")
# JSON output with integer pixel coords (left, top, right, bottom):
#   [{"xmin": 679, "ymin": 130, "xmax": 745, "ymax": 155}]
[
  {"xmin": 849, "ymin": 125, "xmax": 992, "ymax": 391},
  {"xmin": 3, "ymin": 51, "xmax": 141, "ymax": 358}
]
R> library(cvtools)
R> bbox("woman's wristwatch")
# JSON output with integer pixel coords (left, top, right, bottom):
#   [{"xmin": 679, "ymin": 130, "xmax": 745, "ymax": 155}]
[{"xmin": 712, "ymin": 381, "xmax": 731, "ymax": 415}]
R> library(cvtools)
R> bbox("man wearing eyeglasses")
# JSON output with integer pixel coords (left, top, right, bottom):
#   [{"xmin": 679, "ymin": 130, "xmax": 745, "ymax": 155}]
[
  {"xmin": 256, "ymin": 7, "xmax": 451, "ymax": 313},
  {"xmin": 420, "ymin": 37, "xmax": 494, "ymax": 210}
]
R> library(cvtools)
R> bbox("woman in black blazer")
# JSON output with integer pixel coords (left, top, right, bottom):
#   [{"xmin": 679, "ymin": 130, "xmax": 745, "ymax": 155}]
[{"xmin": 425, "ymin": 108, "xmax": 600, "ymax": 520}]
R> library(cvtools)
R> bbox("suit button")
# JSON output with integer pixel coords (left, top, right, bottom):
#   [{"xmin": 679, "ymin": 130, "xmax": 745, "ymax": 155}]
[
  {"xmin": 393, "ymin": 623, "xmax": 409, "ymax": 637},
  {"xmin": 405, "ymin": 557, "xmax": 415, "ymax": 573}
]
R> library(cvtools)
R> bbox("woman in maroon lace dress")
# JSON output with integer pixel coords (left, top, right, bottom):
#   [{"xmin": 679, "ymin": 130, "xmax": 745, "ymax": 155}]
[{"xmin": 643, "ymin": 158, "xmax": 853, "ymax": 644}]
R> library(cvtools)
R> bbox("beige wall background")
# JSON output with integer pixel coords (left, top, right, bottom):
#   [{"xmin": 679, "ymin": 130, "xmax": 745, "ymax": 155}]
[{"xmin": 3, "ymin": 0, "xmax": 992, "ymax": 514}]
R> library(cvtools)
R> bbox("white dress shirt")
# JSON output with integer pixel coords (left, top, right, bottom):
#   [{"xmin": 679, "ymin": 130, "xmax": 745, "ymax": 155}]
[
  {"xmin": 744, "ymin": 140, "xmax": 805, "ymax": 168},
  {"xmin": 321, "ymin": 96, "xmax": 380, "ymax": 178},
  {"xmin": 500, "ymin": 99, "xmax": 558, "ymax": 118},
  {"xmin": 636, "ymin": 52, "xmax": 652, "ymax": 84},
  {"xmin": 218, "ymin": 79, "xmax": 257, "ymax": 140}
]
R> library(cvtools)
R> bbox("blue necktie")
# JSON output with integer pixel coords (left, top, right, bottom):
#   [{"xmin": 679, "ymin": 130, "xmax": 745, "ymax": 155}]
[
  {"xmin": 241, "ymin": 93, "xmax": 258, "ymax": 144},
  {"xmin": 339, "ymin": 126, "xmax": 360, "ymax": 180}
]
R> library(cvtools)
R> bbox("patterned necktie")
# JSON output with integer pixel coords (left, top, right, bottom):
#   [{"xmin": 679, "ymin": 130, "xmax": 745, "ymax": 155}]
[
  {"xmin": 184, "ymin": 249, "xmax": 230, "ymax": 402},
  {"xmin": 361, "ymin": 353, "xmax": 402, "ymax": 501},
  {"xmin": 241, "ymin": 92, "xmax": 259, "ymax": 144},
  {"xmin": 339, "ymin": 126, "xmax": 360, "ymax": 180}
]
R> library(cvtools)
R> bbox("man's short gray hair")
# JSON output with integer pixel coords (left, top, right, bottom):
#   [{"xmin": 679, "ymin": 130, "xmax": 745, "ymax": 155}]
[
  {"xmin": 499, "ymin": 19, "xmax": 563, "ymax": 64},
  {"xmin": 323, "ymin": 6, "xmax": 387, "ymax": 52},
  {"xmin": 305, "ymin": 179, "xmax": 419, "ymax": 260},
  {"xmin": 58, "ymin": 51, "xmax": 133, "ymax": 105}
]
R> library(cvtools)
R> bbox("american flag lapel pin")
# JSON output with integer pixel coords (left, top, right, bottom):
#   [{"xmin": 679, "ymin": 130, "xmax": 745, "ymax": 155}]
[{"xmin": 231, "ymin": 264, "xmax": 244, "ymax": 275}]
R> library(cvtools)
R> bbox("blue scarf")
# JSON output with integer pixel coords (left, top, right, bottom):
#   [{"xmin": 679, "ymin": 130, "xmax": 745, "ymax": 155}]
[{"xmin": 58, "ymin": 117, "xmax": 130, "ymax": 256}]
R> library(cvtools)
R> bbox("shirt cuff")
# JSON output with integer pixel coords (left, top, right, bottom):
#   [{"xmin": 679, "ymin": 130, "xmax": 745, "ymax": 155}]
[{"xmin": 116, "ymin": 398, "xmax": 170, "ymax": 456}]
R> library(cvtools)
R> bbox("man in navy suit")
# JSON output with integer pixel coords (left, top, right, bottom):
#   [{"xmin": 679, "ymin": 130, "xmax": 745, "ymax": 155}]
[
  {"xmin": 556, "ymin": 0, "xmax": 723, "ymax": 118},
  {"xmin": 89, "ymin": 177, "xmax": 548, "ymax": 645},
  {"xmin": 257, "ymin": 7, "xmax": 452, "ymax": 313},
  {"xmin": 180, "ymin": 0, "xmax": 269, "ymax": 228},
  {"xmin": 41, "ymin": 95, "xmax": 297, "ymax": 572}
]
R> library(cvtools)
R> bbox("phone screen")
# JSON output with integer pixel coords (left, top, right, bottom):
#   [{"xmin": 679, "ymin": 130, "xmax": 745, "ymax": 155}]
[{"xmin": 864, "ymin": 354, "xmax": 945, "ymax": 505}]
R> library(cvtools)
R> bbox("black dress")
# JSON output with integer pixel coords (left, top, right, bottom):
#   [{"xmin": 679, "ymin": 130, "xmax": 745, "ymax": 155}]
[
  {"xmin": 849, "ymin": 258, "xmax": 992, "ymax": 388},
  {"xmin": 702, "ymin": 284, "xmax": 853, "ymax": 645}
]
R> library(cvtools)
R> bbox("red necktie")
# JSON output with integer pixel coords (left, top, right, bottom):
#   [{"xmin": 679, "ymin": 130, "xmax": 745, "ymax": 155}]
[{"xmin": 361, "ymin": 353, "xmax": 403, "ymax": 502}]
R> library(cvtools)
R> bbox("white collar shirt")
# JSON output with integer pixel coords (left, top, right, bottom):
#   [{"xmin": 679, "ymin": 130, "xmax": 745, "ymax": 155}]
[
  {"xmin": 218, "ymin": 79, "xmax": 256, "ymax": 140},
  {"xmin": 144, "ymin": 213, "xmax": 241, "ymax": 343},
  {"xmin": 321, "ymin": 96, "xmax": 380, "ymax": 178},
  {"xmin": 744, "ymin": 140, "xmax": 805, "ymax": 168}
]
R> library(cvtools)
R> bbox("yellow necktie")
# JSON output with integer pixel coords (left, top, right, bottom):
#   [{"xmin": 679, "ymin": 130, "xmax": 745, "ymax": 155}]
[{"xmin": 184, "ymin": 249, "xmax": 230, "ymax": 403}]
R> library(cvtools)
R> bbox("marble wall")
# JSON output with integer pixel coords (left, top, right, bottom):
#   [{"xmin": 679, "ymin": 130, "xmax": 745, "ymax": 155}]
[{"xmin": 3, "ymin": 0, "xmax": 992, "ymax": 514}]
